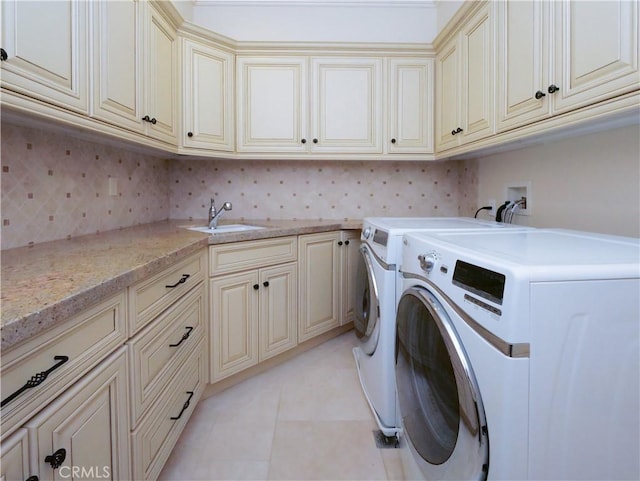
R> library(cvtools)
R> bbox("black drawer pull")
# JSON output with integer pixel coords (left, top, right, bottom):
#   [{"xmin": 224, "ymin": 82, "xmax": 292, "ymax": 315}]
[
  {"xmin": 45, "ymin": 448, "xmax": 66, "ymax": 469},
  {"xmin": 1, "ymin": 356, "xmax": 69, "ymax": 409},
  {"xmin": 345, "ymin": 240, "xmax": 350, "ymax": 245},
  {"xmin": 142, "ymin": 115, "xmax": 158, "ymax": 124},
  {"xmin": 534, "ymin": 90, "xmax": 546, "ymax": 99},
  {"xmin": 263, "ymin": 281, "xmax": 269, "ymax": 287},
  {"xmin": 548, "ymin": 84, "xmax": 560, "ymax": 94},
  {"xmin": 26, "ymin": 476, "xmax": 39, "ymax": 481},
  {"xmin": 171, "ymin": 391, "xmax": 194, "ymax": 420},
  {"xmin": 1, "ymin": 48, "xmax": 7, "ymax": 61},
  {"xmin": 166, "ymin": 274, "xmax": 190, "ymax": 288},
  {"xmin": 169, "ymin": 326, "xmax": 194, "ymax": 347}
]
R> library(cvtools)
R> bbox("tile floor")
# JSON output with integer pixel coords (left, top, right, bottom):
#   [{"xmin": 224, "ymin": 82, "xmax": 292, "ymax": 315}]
[{"xmin": 158, "ymin": 331, "xmax": 404, "ymax": 481}]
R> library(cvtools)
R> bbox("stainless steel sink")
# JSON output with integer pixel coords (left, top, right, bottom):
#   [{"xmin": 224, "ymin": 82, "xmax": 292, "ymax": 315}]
[{"xmin": 186, "ymin": 224, "xmax": 266, "ymax": 234}]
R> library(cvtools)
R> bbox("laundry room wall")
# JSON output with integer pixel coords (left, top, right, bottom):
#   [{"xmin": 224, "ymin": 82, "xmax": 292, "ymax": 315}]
[{"xmin": 475, "ymin": 125, "xmax": 640, "ymax": 237}]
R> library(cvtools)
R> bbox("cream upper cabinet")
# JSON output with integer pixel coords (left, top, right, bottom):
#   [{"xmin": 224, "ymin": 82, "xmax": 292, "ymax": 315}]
[
  {"xmin": 496, "ymin": 0, "xmax": 639, "ymax": 133},
  {"xmin": 181, "ymin": 37, "xmax": 234, "ymax": 152},
  {"xmin": 310, "ymin": 57, "xmax": 383, "ymax": 153},
  {"xmin": 0, "ymin": 0, "xmax": 89, "ymax": 113},
  {"xmin": 237, "ymin": 56, "xmax": 382, "ymax": 154},
  {"xmin": 552, "ymin": 0, "xmax": 639, "ymax": 114},
  {"xmin": 91, "ymin": 0, "xmax": 143, "ymax": 132},
  {"xmin": 143, "ymin": 2, "xmax": 178, "ymax": 145},
  {"xmin": 496, "ymin": 0, "xmax": 550, "ymax": 131},
  {"xmin": 387, "ymin": 58, "xmax": 434, "ymax": 154},
  {"xmin": 236, "ymin": 56, "xmax": 308, "ymax": 153},
  {"xmin": 436, "ymin": 2, "xmax": 494, "ymax": 152}
]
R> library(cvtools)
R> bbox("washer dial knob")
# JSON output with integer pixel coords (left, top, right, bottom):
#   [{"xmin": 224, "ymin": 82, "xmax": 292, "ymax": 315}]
[
  {"xmin": 418, "ymin": 252, "xmax": 438, "ymax": 273},
  {"xmin": 362, "ymin": 227, "xmax": 372, "ymax": 239}
]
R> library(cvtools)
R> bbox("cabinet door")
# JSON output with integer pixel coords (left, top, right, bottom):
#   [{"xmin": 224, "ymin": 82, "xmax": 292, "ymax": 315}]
[
  {"xmin": 387, "ymin": 58, "xmax": 434, "ymax": 153},
  {"xmin": 496, "ymin": 0, "xmax": 551, "ymax": 132},
  {"xmin": 552, "ymin": 0, "xmax": 639, "ymax": 114},
  {"xmin": 236, "ymin": 57, "xmax": 308, "ymax": 152},
  {"xmin": 1, "ymin": 0, "xmax": 88, "ymax": 113},
  {"xmin": 210, "ymin": 271, "xmax": 259, "ymax": 382},
  {"xmin": 298, "ymin": 232, "xmax": 341, "ymax": 342},
  {"xmin": 339, "ymin": 231, "xmax": 360, "ymax": 326},
  {"xmin": 259, "ymin": 263, "xmax": 298, "ymax": 361},
  {"xmin": 91, "ymin": 0, "xmax": 143, "ymax": 132},
  {"xmin": 144, "ymin": 2, "xmax": 178, "ymax": 144},
  {"xmin": 26, "ymin": 347, "xmax": 130, "ymax": 481},
  {"xmin": 0, "ymin": 429, "xmax": 32, "ymax": 481},
  {"xmin": 310, "ymin": 57, "xmax": 383, "ymax": 153},
  {"xmin": 182, "ymin": 38, "xmax": 234, "ymax": 152},
  {"xmin": 459, "ymin": 3, "xmax": 494, "ymax": 143},
  {"xmin": 435, "ymin": 37, "xmax": 461, "ymax": 152}
]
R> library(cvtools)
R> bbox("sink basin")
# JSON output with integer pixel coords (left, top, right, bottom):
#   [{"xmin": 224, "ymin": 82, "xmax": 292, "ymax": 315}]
[{"xmin": 187, "ymin": 224, "xmax": 266, "ymax": 234}]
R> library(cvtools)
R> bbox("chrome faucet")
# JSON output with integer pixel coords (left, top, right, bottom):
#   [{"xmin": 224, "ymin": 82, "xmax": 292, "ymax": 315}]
[{"xmin": 208, "ymin": 198, "xmax": 232, "ymax": 229}]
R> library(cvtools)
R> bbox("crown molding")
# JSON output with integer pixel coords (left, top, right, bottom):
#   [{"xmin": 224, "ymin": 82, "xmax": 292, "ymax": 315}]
[{"xmin": 193, "ymin": 0, "xmax": 437, "ymax": 8}]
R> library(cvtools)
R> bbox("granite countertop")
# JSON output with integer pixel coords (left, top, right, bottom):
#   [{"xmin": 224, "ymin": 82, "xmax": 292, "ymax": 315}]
[{"xmin": 1, "ymin": 218, "xmax": 362, "ymax": 351}]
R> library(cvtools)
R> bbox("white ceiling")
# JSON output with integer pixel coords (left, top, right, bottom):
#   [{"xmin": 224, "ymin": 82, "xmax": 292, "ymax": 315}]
[{"xmin": 175, "ymin": 0, "xmax": 460, "ymax": 43}]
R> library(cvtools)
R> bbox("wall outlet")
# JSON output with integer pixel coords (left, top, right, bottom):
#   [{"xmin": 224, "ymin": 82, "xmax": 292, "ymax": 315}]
[{"xmin": 108, "ymin": 177, "xmax": 118, "ymax": 196}]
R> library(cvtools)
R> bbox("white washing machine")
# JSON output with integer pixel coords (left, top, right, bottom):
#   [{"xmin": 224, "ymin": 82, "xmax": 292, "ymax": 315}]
[
  {"xmin": 396, "ymin": 228, "xmax": 640, "ymax": 480},
  {"xmin": 352, "ymin": 217, "xmax": 530, "ymax": 438}
]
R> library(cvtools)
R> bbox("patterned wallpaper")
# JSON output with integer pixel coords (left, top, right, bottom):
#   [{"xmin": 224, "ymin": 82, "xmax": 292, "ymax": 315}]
[{"xmin": 1, "ymin": 123, "xmax": 478, "ymax": 249}]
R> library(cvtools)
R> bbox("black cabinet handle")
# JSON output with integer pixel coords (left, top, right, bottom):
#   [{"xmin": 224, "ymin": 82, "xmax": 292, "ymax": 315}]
[
  {"xmin": 345, "ymin": 240, "xmax": 350, "ymax": 245},
  {"xmin": 142, "ymin": 115, "xmax": 158, "ymax": 124},
  {"xmin": 548, "ymin": 84, "xmax": 560, "ymax": 94},
  {"xmin": 312, "ymin": 138, "xmax": 318, "ymax": 144},
  {"xmin": 1, "ymin": 356, "xmax": 69, "ymax": 409},
  {"xmin": 169, "ymin": 326, "xmax": 194, "ymax": 347},
  {"xmin": 44, "ymin": 448, "xmax": 66, "ymax": 469},
  {"xmin": 0, "ymin": 48, "xmax": 7, "ymax": 61},
  {"xmin": 166, "ymin": 274, "xmax": 190, "ymax": 288},
  {"xmin": 391, "ymin": 138, "xmax": 397, "ymax": 144},
  {"xmin": 263, "ymin": 281, "xmax": 269, "ymax": 287},
  {"xmin": 170, "ymin": 391, "xmax": 194, "ymax": 420},
  {"xmin": 451, "ymin": 129, "xmax": 457, "ymax": 136},
  {"xmin": 253, "ymin": 284, "xmax": 259, "ymax": 290},
  {"xmin": 535, "ymin": 90, "xmax": 546, "ymax": 100},
  {"xmin": 26, "ymin": 476, "xmax": 39, "ymax": 481},
  {"xmin": 455, "ymin": 127, "xmax": 463, "ymax": 134},
  {"xmin": 187, "ymin": 132, "xmax": 193, "ymax": 137},
  {"xmin": 301, "ymin": 138, "xmax": 307, "ymax": 144},
  {"xmin": 338, "ymin": 241, "xmax": 343, "ymax": 246}
]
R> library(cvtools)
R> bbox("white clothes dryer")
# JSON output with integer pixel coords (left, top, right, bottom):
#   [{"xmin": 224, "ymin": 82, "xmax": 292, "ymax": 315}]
[
  {"xmin": 396, "ymin": 229, "xmax": 639, "ymax": 480},
  {"xmin": 352, "ymin": 217, "xmax": 530, "ymax": 438}
]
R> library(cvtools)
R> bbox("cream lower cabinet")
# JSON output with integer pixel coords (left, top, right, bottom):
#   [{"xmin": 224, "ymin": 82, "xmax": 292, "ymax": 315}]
[
  {"xmin": 298, "ymin": 231, "xmax": 358, "ymax": 342},
  {"xmin": 210, "ymin": 237, "xmax": 298, "ymax": 382},
  {"xmin": 25, "ymin": 347, "xmax": 130, "ymax": 481},
  {"xmin": 128, "ymin": 250, "xmax": 207, "ymax": 481}
]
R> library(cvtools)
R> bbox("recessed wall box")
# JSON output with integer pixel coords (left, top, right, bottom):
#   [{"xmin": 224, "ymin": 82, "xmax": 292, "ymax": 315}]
[{"xmin": 504, "ymin": 182, "xmax": 531, "ymax": 216}]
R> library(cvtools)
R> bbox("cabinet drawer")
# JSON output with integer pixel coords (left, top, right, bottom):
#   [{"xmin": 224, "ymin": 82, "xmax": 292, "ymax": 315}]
[
  {"xmin": 128, "ymin": 282, "xmax": 206, "ymax": 426},
  {"xmin": 131, "ymin": 339, "xmax": 206, "ymax": 481},
  {"xmin": 210, "ymin": 236, "xmax": 297, "ymax": 275},
  {"xmin": 129, "ymin": 250, "xmax": 207, "ymax": 335},
  {"xmin": 0, "ymin": 292, "xmax": 126, "ymax": 440}
]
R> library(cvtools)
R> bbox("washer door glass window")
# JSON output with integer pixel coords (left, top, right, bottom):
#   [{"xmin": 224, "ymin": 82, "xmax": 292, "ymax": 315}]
[
  {"xmin": 354, "ymin": 245, "xmax": 380, "ymax": 354},
  {"xmin": 396, "ymin": 287, "xmax": 489, "ymax": 481}
]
